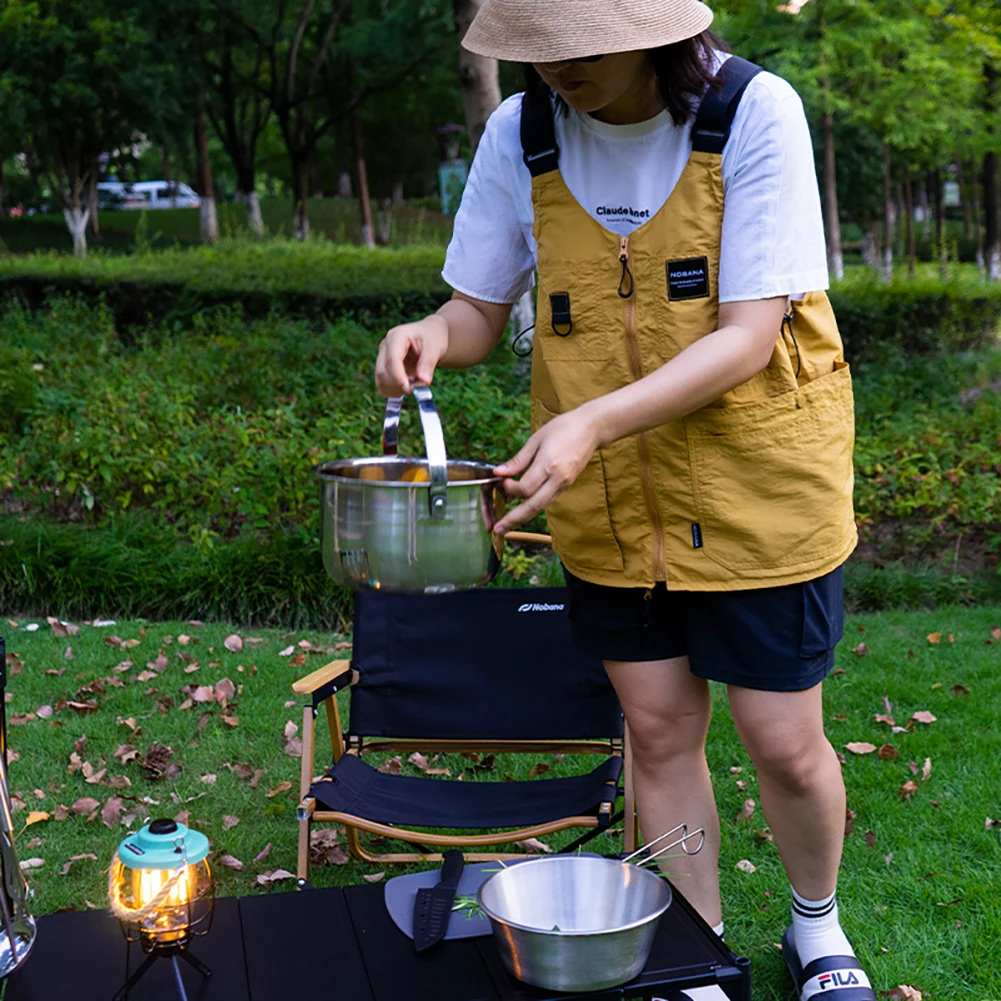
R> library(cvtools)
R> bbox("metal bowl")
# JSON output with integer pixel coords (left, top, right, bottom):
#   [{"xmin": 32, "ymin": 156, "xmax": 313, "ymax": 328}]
[
  {"xmin": 477, "ymin": 855, "xmax": 672, "ymax": 993},
  {"xmin": 315, "ymin": 384, "xmax": 504, "ymax": 593}
]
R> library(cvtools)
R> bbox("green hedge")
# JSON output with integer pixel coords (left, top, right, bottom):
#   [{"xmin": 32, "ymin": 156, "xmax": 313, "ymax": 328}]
[
  {"xmin": 0, "ymin": 241, "xmax": 451, "ymax": 329},
  {"xmin": 830, "ymin": 275, "xmax": 1001, "ymax": 362},
  {"xmin": 2, "ymin": 246, "xmax": 1000, "ymax": 366}
]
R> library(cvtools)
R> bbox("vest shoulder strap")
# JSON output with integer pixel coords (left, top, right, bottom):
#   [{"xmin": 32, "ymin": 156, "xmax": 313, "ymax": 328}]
[
  {"xmin": 520, "ymin": 88, "xmax": 560, "ymax": 177},
  {"xmin": 691, "ymin": 56, "xmax": 763, "ymax": 155}
]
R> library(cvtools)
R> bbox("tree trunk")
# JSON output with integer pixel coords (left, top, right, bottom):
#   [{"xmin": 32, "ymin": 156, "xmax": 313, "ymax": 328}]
[
  {"xmin": 337, "ymin": 171, "xmax": 353, "ymax": 198},
  {"xmin": 87, "ymin": 169, "xmax": 100, "ymax": 238},
  {"xmin": 245, "ymin": 190, "xmax": 264, "ymax": 235},
  {"xmin": 971, "ymin": 158, "xmax": 985, "ymax": 278},
  {"xmin": 293, "ymin": 157, "xmax": 310, "ymax": 240},
  {"xmin": 453, "ymin": 0, "xmax": 501, "ymax": 154},
  {"xmin": 195, "ymin": 108, "xmax": 218, "ymax": 244},
  {"xmin": 352, "ymin": 111, "xmax": 375, "ymax": 249},
  {"xmin": 160, "ymin": 147, "xmax": 178, "ymax": 208},
  {"xmin": 882, "ymin": 143, "xmax": 893, "ymax": 283},
  {"xmin": 956, "ymin": 157, "xmax": 973, "ymax": 240},
  {"xmin": 820, "ymin": 82, "xmax": 843, "ymax": 280},
  {"xmin": 904, "ymin": 175, "xmax": 916, "ymax": 280},
  {"xmin": 985, "ymin": 64, "xmax": 999, "ymax": 281},
  {"xmin": 63, "ymin": 190, "xmax": 90, "ymax": 259},
  {"xmin": 986, "ymin": 151, "xmax": 999, "ymax": 281},
  {"xmin": 929, "ymin": 169, "xmax": 947, "ymax": 279},
  {"xmin": 861, "ymin": 222, "xmax": 879, "ymax": 270}
]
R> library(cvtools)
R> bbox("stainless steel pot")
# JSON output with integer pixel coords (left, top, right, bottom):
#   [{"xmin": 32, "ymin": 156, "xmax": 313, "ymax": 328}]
[
  {"xmin": 316, "ymin": 383, "xmax": 504, "ymax": 593},
  {"xmin": 477, "ymin": 825, "xmax": 705, "ymax": 993}
]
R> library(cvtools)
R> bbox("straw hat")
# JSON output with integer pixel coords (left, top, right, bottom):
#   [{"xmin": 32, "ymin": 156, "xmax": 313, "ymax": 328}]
[{"xmin": 462, "ymin": 0, "xmax": 715, "ymax": 64}]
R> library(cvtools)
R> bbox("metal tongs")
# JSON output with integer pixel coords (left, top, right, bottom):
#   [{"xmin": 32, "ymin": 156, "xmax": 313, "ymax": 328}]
[{"xmin": 622, "ymin": 823, "xmax": 706, "ymax": 867}]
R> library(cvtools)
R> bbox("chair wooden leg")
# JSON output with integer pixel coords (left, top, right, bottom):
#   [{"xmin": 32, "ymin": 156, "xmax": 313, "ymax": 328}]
[
  {"xmin": 297, "ymin": 805, "xmax": 311, "ymax": 881},
  {"xmin": 297, "ymin": 706, "xmax": 316, "ymax": 882}
]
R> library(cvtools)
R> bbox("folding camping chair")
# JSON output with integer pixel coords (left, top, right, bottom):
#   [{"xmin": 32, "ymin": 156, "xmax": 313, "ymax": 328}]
[{"xmin": 291, "ymin": 583, "xmax": 637, "ymax": 876}]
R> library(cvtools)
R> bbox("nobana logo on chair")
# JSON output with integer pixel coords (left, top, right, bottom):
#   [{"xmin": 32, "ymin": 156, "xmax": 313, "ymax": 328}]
[{"xmin": 518, "ymin": 602, "xmax": 565, "ymax": 612}]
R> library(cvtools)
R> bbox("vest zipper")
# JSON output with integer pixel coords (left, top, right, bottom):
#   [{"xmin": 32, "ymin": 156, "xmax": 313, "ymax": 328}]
[{"xmin": 618, "ymin": 235, "xmax": 667, "ymax": 582}]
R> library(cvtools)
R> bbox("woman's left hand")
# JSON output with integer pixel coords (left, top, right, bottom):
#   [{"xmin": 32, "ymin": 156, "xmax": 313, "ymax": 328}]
[{"xmin": 491, "ymin": 408, "xmax": 599, "ymax": 535}]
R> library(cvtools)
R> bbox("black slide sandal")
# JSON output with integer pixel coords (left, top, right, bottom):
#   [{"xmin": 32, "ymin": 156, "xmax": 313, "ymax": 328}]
[{"xmin": 781, "ymin": 926, "xmax": 877, "ymax": 1000}]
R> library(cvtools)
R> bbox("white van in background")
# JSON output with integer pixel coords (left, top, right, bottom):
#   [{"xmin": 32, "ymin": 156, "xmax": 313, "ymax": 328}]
[{"xmin": 129, "ymin": 180, "xmax": 201, "ymax": 210}]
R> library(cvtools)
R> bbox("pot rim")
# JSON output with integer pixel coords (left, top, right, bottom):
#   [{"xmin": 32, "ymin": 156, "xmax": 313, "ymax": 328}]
[
  {"xmin": 314, "ymin": 457, "xmax": 501, "ymax": 487},
  {"xmin": 476, "ymin": 855, "xmax": 672, "ymax": 938}
]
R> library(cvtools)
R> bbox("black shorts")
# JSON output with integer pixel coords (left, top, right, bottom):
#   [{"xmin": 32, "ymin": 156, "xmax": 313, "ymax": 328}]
[{"xmin": 563, "ymin": 565, "xmax": 845, "ymax": 692}]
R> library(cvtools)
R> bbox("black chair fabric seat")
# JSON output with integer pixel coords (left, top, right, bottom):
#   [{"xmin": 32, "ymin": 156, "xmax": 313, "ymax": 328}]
[{"xmin": 310, "ymin": 751, "xmax": 623, "ymax": 829}]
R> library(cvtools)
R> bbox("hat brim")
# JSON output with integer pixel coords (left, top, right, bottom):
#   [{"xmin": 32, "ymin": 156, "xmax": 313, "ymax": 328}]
[{"xmin": 462, "ymin": 0, "xmax": 714, "ymax": 63}]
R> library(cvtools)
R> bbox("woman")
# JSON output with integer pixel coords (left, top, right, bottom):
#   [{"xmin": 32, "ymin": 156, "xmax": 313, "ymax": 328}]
[{"xmin": 375, "ymin": 2, "xmax": 871, "ymax": 999}]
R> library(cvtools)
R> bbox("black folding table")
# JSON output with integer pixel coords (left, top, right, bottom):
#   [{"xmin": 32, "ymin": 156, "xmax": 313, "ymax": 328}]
[{"xmin": 6, "ymin": 882, "xmax": 750, "ymax": 1001}]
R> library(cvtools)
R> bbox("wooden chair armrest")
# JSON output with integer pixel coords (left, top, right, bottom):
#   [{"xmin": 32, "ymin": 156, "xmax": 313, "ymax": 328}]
[
  {"xmin": 504, "ymin": 531, "xmax": 552, "ymax": 546},
  {"xmin": 292, "ymin": 659, "xmax": 354, "ymax": 695}
]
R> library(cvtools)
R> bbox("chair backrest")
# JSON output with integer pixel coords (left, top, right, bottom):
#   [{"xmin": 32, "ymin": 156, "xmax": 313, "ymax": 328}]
[{"xmin": 348, "ymin": 587, "xmax": 622, "ymax": 742}]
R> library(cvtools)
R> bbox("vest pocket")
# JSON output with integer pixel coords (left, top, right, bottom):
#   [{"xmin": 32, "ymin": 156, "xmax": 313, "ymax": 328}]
[
  {"xmin": 686, "ymin": 363, "xmax": 855, "ymax": 573},
  {"xmin": 533, "ymin": 400, "xmax": 624, "ymax": 571}
]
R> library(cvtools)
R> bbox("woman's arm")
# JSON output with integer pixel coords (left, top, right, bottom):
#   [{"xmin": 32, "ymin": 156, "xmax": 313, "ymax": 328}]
[
  {"xmin": 374, "ymin": 291, "xmax": 512, "ymax": 397},
  {"xmin": 492, "ymin": 296, "xmax": 787, "ymax": 533}
]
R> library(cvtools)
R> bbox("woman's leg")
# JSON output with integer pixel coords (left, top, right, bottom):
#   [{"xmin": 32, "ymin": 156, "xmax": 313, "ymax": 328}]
[
  {"xmin": 725, "ymin": 682, "xmax": 844, "ymax": 899},
  {"xmin": 604, "ymin": 657, "xmax": 722, "ymax": 926}
]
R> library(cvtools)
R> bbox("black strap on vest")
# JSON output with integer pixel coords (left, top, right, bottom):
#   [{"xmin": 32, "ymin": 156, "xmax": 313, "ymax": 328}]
[
  {"xmin": 520, "ymin": 87, "xmax": 560, "ymax": 177},
  {"xmin": 691, "ymin": 56, "xmax": 763, "ymax": 154}
]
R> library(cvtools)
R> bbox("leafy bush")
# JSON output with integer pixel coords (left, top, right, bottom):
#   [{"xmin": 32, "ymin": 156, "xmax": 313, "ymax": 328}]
[
  {"xmin": 0, "ymin": 294, "xmax": 998, "ymax": 624},
  {"xmin": 831, "ymin": 274, "xmax": 1001, "ymax": 364}
]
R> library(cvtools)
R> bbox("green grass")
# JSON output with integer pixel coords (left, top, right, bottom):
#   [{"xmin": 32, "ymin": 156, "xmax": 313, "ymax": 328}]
[{"xmin": 3, "ymin": 605, "xmax": 1000, "ymax": 998}]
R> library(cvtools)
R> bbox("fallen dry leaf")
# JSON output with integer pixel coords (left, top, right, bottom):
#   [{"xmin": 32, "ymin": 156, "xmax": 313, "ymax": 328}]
[
  {"xmin": 224, "ymin": 634, "xmax": 244, "ymax": 653},
  {"xmin": 985, "ymin": 817, "xmax": 1001, "ymax": 831},
  {"xmin": 284, "ymin": 738, "xmax": 302, "ymax": 758},
  {"xmin": 898, "ymin": 780, "xmax": 919, "ymax": 801},
  {"xmin": 102, "ymin": 796, "xmax": 124, "ymax": 829},
  {"xmin": 200, "ymin": 774, "xmax": 217, "ymax": 785},
  {"xmin": 24, "ymin": 811, "xmax": 49, "ymax": 827},
  {"xmin": 516, "ymin": 837, "xmax": 552, "ymax": 854},
  {"xmin": 223, "ymin": 815, "xmax": 240, "ymax": 830},
  {"xmin": 221, "ymin": 714, "xmax": 239, "ymax": 727},
  {"xmin": 278, "ymin": 646, "xmax": 295, "ymax": 657},
  {"xmin": 254, "ymin": 869, "xmax": 295, "ymax": 888},
  {"xmin": 736, "ymin": 798, "xmax": 755, "ymax": 825},
  {"xmin": 865, "ymin": 829, "xmax": 877, "ymax": 848},
  {"xmin": 927, "ymin": 632, "xmax": 942, "ymax": 645},
  {"xmin": 136, "ymin": 671, "xmax": 157, "ymax": 683},
  {"xmin": 174, "ymin": 809, "xmax": 191, "ymax": 826},
  {"xmin": 289, "ymin": 653, "xmax": 307, "ymax": 668},
  {"xmin": 884, "ymin": 987, "xmax": 923, "ymax": 1000},
  {"xmin": 909, "ymin": 711, "xmax": 937, "ymax": 726},
  {"xmin": 408, "ymin": 751, "xmax": 429, "ymax": 771},
  {"xmin": 363, "ymin": 872, "xmax": 386, "ymax": 883},
  {"xmin": 844, "ymin": 807, "xmax": 856, "ymax": 837},
  {"xmin": 113, "ymin": 744, "xmax": 138, "ymax": 764},
  {"xmin": 873, "ymin": 714, "xmax": 895, "ymax": 726},
  {"xmin": 378, "ymin": 756, "xmax": 402, "ymax": 776},
  {"xmin": 283, "ymin": 721, "xmax": 298, "ymax": 742},
  {"xmin": 851, "ymin": 642, "xmax": 867, "ymax": 657},
  {"xmin": 219, "ymin": 855, "xmax": 244, "ymax": 871},
  {"xmin": 178, "ymin": 634, "xmax": 191, "ymax": 646},
  {"xmin": 735, "ymin": 859, "xmax": 757, "ymax": 873},
  {"xmin": 215, "ymin": 678, "xmax": 236, "ymax": 704},
  {"xmin": 19, "ymin": 858, "xmax": 44, "ymax": 871},
  {"xmin": 53, "ymin": 804, "xmax": 70, "ymax": 821},
  {"xmin": 253, "ymin": 843, "xmax": 272, "ymax": 863},
  {"xmin": 877, "ymin": 744, "xmax": 900, "ymax": 761},
  {"xmin": 844, "ymin": 742, "xmax": 877, "ymax": 755},
  {"xmin": 528, "ymin": 762, "xmax": 550, "ymax": 780},
  {"xmin": 72, "ymin": 797, "xmax": 101, "ymax": 816},
  {"xmin": 266, "ymin": 782, "xmax": 292, "ymax": 798},
  {"xmin": 107, "ymin": 775, "xmax": 131, "ymax": 790},
  {"xmin": 921, "ymin": 757, "xmax": 932, "ymax": 781},
  {"xmin": 951, "ymin": 684, "xmax": 970, "ymax": 697}
]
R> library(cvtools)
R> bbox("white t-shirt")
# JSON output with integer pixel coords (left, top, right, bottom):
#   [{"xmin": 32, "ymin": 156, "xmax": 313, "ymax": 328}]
[{"xmin": 442, "ymin": 55, "xmax": 829, "ymax": 306}]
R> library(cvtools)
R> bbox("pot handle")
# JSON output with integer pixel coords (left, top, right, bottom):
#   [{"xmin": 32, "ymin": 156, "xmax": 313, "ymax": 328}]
[{"xmin": 382, "ymin": 383, "xmax": 449, "ymax": 519}]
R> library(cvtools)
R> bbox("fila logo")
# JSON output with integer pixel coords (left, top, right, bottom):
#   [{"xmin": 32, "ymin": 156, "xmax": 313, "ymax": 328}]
[
  {"xmin": 818, "ymin": 972, "xmax": 861, "ymax": 989},
  {"xmin": 518, "ymin": 603, "xmax": 565, "ymax": 613}
]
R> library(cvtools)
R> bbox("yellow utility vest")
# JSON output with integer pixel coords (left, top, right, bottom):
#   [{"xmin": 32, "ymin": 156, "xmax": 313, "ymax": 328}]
[{"xmin": 522, "ymin": 57, "xmax": 856, "ymax": 591}]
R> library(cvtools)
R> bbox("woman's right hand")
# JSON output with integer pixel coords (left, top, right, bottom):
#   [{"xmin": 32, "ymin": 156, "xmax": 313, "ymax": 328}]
[{"xmin": 375, "ymin": 314, "xmax": 450, "ymax": 397}]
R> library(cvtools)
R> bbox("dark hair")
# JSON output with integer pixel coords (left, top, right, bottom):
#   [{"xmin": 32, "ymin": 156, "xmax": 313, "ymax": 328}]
[{"xmin": 524, "ymin": 30, "xmax": 729, "ymax": 127}]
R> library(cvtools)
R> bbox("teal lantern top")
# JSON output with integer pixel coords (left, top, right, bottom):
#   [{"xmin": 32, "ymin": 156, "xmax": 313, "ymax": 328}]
[{"xmin": 117, "ymin": 819, "xmax": 210, "ymax": 871}]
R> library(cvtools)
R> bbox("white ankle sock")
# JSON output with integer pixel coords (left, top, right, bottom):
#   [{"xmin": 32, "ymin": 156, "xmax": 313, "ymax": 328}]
[
  {"xmin": 790, "ymin": 887, "xmax": 854, "ymax": 968},
  {"xmin": 711, "ymin": 920, "xmax": 724, "ymax": 939}
]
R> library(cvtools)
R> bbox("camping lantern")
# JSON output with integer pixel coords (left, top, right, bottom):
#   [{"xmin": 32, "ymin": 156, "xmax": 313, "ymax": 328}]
[{"xmin": 108, "ymin": 819, "xmax": 214, "ymax": 1000}]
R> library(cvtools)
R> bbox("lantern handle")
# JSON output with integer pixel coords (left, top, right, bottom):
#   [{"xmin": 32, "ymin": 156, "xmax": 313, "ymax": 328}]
[{"xmin": 107, "ymin": 844, "xmax": 190, "ymax": 923}]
